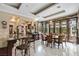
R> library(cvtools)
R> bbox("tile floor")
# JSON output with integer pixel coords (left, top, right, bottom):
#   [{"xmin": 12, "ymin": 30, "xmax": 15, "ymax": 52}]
[{"xmin": 12, "ymin": 40, "xmax": 79, "ymax": 56}]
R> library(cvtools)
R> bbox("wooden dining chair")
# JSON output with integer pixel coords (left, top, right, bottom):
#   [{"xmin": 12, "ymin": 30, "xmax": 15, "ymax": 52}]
[
  {"xmin": 58, "ymin": 34, "xmax": 66, "ymax": 48},
  {"xmin": 53, "ymin": 34, "xmax": 64, "ymax": 49},
  {"xmin": 46, "ymin": 33, "xmax": 53, "ymax": 48},
  {"xmin": 28, "ymin": 33, "xmax": 36, "ymax": 53},
  {"xmin": 58, "ymin": 35, "xmax": 64, "ymax": 48},
  {"xmin": 41, "ymin": 34, "xmax": 47, "ymax": 45},
  {"xmin": 15, "ymin": 37, "xmax": 30, "ymax": 56},
  {"xmin": 63, "ymin": 34, "xmax": 67, "ymax": 47}
]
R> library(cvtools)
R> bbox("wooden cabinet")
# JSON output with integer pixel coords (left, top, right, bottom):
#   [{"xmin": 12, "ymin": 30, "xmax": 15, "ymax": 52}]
[{"xmin": 0, "ymin": 39, "xmax": 16, "ymax": 56}]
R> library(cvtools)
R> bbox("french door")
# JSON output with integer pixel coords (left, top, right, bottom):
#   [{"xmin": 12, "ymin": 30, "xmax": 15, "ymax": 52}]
[{"xmin": 68, "ymin": 17, "xmax": 77, "ymax": 43}]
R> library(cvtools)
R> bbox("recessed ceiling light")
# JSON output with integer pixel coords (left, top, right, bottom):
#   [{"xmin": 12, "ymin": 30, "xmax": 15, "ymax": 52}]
[
  {"xmin": 57, "ymin": 6, "xmax": 60, "ymax": 8},
  {"xmin": 25, "ymin": 5, "xmax": 28, "ymax": 7},
  {"xmin": 35, "ymin": 18, "xmax": 39, "ymax": 21}
]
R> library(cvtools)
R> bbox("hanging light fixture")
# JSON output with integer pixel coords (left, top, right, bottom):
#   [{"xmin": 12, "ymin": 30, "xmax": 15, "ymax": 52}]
[
  {"xmin": 49, "ymin": 21, "xmax": 52, "ymax": 25},
  {"xmin": 31, "ymin": 22, "xmax": 34, "ymax": 26}
]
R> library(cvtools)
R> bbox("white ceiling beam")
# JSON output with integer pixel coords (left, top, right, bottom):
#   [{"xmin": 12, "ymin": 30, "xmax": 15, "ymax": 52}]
[{"xmin": 0, "ymin": 3, "xmax": 36, "ymax": 21}]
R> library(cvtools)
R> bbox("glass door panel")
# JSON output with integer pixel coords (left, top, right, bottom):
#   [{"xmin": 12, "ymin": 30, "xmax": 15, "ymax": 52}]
[
  {"xmin": 55, "ymin": 21, "xmax": 60, "ymax": 34},
  {"xmin": 47, "ymin": 23, "xmax": 49, "ymax": 34},
  {"xmin": 69, "ymin": 18, "xmax": 77, "ymax": 43},
  {"xmin": 61, "ymin": 20, "xmax": 67, "ymax": 41},
  {"xmin": 50, "ymin": 22, "xmax": 54, "ymax": 33},
  {"xmin": 38, "ymin": 22, "xmax": 42, "ymax": 33}
]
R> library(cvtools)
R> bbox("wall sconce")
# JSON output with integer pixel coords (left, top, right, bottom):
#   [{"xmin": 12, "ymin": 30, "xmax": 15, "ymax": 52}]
[
  {"xmin": 1, "ymin": 21, "xmax": 7, "ymax": 29},
  {"xmin": 10, "ymin": 16, "xmax": 16, "ymax": 22}
]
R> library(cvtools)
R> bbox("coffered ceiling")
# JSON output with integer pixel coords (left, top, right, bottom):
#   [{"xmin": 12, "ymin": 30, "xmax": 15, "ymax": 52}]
[
  {"xmin": 0, "ymin": 3, "xmax": 79, "ymax": 21},
  {"xmin": 5, "ymin": 3, "xmax": 21, "ymax": 9}
]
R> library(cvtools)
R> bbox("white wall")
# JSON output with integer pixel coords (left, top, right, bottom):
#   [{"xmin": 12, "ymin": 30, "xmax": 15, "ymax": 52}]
[
  {"xmin": 0, "ymin": 11, "xmax": 29, "ymax": 40},
  {"xmin": 0, "ymin": 12, "xmax": 11, "ymax": 38}
]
